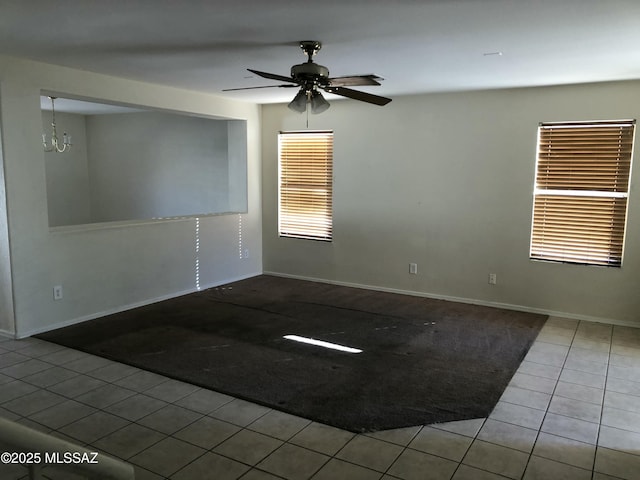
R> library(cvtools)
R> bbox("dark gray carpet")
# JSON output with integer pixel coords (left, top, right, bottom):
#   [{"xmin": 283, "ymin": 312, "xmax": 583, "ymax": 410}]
[{"xmin": 37, "ymin": 275, "xmax": 546, "ymax": 432}]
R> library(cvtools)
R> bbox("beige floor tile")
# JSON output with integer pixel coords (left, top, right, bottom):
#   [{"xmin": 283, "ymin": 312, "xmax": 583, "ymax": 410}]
[
  {"xmin": 523, "ymin": 455, "xmax": 591, "ymax": 480},
  {"xmin": 311, "ymin": 458, "xmax": 382, "ymax": 480},
  {"xmin": 365, "ymin": 425, "xmax": 421, "ymax": 446},
  {"xmin": 248, "ymin": 409, "xmax": 311, "ymax": 441},
  {"xmin": 541, "ymin": 412, "xmax": 599, "ymax": 445},
  {"xmin": 137, "ymin": 404, "xmax": 202, "ymax": 435},
  {"xmin": 0, "ymin": 358, "xmax": 54, "ymax": 378},
  {"xmin": 241, "ymin": 469, "xmax": 286, "ymax": 480},
  {"xmin": 607, "ymin": 365, "xmax": 640, "ymax": 384},
  {"xmin": 604, "ymin": 390, "xmax": 640, "ymax": 414},
  {"xmin": 606, "ymin": 376, "xmax": 640, "ymax": 397},
  {"xmin": 62, "ymin": 354, "xmax": 114, "ymax": 373},
  {"xmin": 554, "ymin": 381, "xmax": 604, "ymax": 405},
  {"xmin": 174, "ymin": 415, "xmax": 240, "ymax": 449},
  {"xmin": 592, "ymin": 473, "xmax": 629, "ymax": 480},
  {"xmin": 47, "ymin": 374, "xmax": 107, "ymax": 398},
  {"xmin": 548, "ymin": 395, "xmax": 602, "ymax": 423},
  {"xmin": 564, "ymin": 339, "xmax": 609, "ymax": 364},
  {"xmin": 409, "ymin": 425, "xmax": 473, "ymax": 461},
  {"xmin": 536, "ymin": 331, "xmax": 574, "ymax": 346},
  {"xmin": 430, "ymin": 418, "xmax": 485, "ymax": 438},
  {"xmin": 387, "ymin": 448, "xmax": 458, "ymax": 480},
  {"xmin": 213, "ymin": 429, "xmax": 283, "ymax": 465},
  {"xmin": 171, "ymin": 451, "xmax": 249, "ymax": 480},
  {"xmin": 142, "ymin": 379, "xmax": 200, "ymax": 403},
  {"xmin": 0, "ymin": 379, "xmax": 39, "ymax": 403},
  {"xmin": 0, "ymin": 462, "xmax": 28, "ymax": 480},
  {"xmin": 209, "ymin": 398, "xmax": 271, "ymax": 427},
  {"xmin": 499, "ymin": 385, "xmax": 551, "ymax": 411},
  {"xmin": 1, "ymin": 389, "xmax": 66, "ymax": 416},
  {"xmin": 601, "ymin": 406, "xmax": 640, "ymax": 434},
  {"xmin": 564, "ymin": 356, "xmax": 608, "ymax": 376},
  {"xmin": 545, "ymin": 317, "xmax": 579, "ymax": 331},
  {"xmin": 516, "ymin": 361, "xmax": 563, "ymax": 380},
  {"xmin": 75, "ymin": 383, "xmax": 137, "ymax": 409},
  {"xmin": 532, "ymin": 432, "xmax": 595, "ymax": 470},
  {"xmin": 559, "ymin": 368, "xmax": 606, "ymax": 389},
  {"xmin": 609, "ymin": 354, "xmax": 640, "ymax": 369},
  {"xmin": 58, "ymin": 411, "xmax": 130, "ymax": 444},
  {"xmin": 38, "ymin": 348, "xmax": 88, "ymax": 366},
  {"xmin": 29, "ymin": 399, "xmax": 96, "ymax": 430},
  {"xmin": 256, "ymin": 443, "xmax": 329, "ymax": 480},
  {"xmin": 130, "ymin": 437, "xmax": 205, "ymax": 477},
  {"xmin": 452, "ymin": 464, "xmax": 512, "ymax": 479},
  {"xmin": 12, "ymin": 340, "xmax": 65, "ymax": 358},
  {"xmin": 462, "ymin": 440, "xmax": 529, "ymax": 479},
  {"xmin": 595, "ymin": 447, "xmax": 640, "ymax": 480},
  {"xmin": 0, "ymin": 372, "xmax": 14, "ymax": 385},
  {"xmin": 571, "ymin": 338, "xmax": 610, "ymax": 353},
  {"xmin": 93, "ymin": 423, "xmax": 165, "ymax": 459},
  {"xmin": 611, "ymin": 344, "xmax": 640, "ymax": 358},
  {"xmin": 289, "ymin": 421, "xmax": 355, "ymax": 456},
  {"xmin": 489, "ymin": 401, "xmax": 546, "ymax": 430},
  {"xmin": 113, "ymin": 370, "xmax": 169, "ymax": 392},
  {"xmin": 477, "ymin": 419, "xmax": 538, "ymax": 453},
  {"xmin": 525, "ymin": 343, "xmax": 569, "ymax": 367},
  {"xmin": 104, "ymin": 394, "xmax": 167, "ymax": 421},
  {"xmin": 598, "ymin": 425, "xmax": 640, "ymax": 456},
  {"xmin": 87, "ymin": 363, "xmax": 141, "ymax": 383},
  {"xmin": 174, "ymin": 388, "xmax": 234, "ymax": 414},
  {"xmin": 508, "ymin": 372, "xmax": 557, "ymax": 394},
  {"xmin": 133, "ymin": 466, "xmax": 164, "ymax": 480},
  {"xmin": 336, "ymin": 435, "xmax": 403, "ymax": 472},
  {"xmin": 22, "ymin": 366, "xmax": 79, "ymax": 388}
]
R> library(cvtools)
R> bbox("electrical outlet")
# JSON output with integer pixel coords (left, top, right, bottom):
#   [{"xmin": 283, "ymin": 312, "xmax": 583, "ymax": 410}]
[
  {"xmin": 409, "ymin": 263, "xmax": 418, "ymax": 274},
  {"xmin": 53, "ymin": 285, "xmax": 63, "ymax": 300},
  {"xmin": 488, "ymin": 273, "xmax": 497, "ymax": 285}
]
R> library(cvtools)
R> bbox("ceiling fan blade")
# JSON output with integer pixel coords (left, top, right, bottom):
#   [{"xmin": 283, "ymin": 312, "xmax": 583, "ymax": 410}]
[
  {"xmin": 247, "ymin": 69, "xmax": 297, "ymax": 84},
  {"xmin": 328, "ymin": 74, "xmax": 383, "ymax": 87},
  {"xmin": 324, "ymin": 86, "xmax": 392, "ymax": 106},
  {"xmin": 222, "ymin": 84, "xmax": 297, "ymax": 91}
]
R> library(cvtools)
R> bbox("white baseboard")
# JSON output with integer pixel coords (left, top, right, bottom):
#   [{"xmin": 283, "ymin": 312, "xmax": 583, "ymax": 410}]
[
  {"xmin": 263, "ymin": 271, "xmax": 639, "ymax": 328},
  {"xmin": 17, "ymin": 272, "xmax": 261, "ymax": 339}
]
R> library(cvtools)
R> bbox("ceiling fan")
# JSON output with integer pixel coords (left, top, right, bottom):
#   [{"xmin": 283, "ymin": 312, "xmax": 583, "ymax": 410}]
[{"xmin": 224, "ymin": 41, "xmax": 392, "ymax": 114}]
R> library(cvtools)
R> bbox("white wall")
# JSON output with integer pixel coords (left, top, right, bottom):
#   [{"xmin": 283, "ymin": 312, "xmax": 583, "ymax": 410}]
[
  {"xmin": 0, "ymin": 55, "xmax": 262, "ymax": 337},
  {"xmin": 262, "ymin": 81, "xmax": 640, "ymax": 325}
]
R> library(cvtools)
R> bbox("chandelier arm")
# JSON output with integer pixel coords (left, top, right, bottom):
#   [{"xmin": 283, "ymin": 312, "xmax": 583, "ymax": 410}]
[{"xmin": 42, "ymin": 96, "xmax": 72, "ymax": 154}]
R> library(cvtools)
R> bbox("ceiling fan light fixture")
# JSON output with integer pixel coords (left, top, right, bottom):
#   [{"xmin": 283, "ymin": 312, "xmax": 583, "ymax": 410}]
[
  {"xmin": 310, "ymin": 90, "xmax": 330, "ymax": 114},
  {"xmin": 288, "ymin": 89, "xmax": 308, "ymax": 113}
]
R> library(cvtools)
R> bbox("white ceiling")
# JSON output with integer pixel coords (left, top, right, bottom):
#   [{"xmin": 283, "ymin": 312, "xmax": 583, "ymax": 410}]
[{"xmin": 2, "ymin": 0, "xmax": 640, "ymax": 106}]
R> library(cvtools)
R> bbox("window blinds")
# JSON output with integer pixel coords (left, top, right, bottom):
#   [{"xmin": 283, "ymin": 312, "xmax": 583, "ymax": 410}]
[
  {"xmin": 530, "ymin": 120, "xmax": 635, "ymax": 266},
  {"xmin": 278, "ymin": 131, "xmax": 333, "ymax": 240}
]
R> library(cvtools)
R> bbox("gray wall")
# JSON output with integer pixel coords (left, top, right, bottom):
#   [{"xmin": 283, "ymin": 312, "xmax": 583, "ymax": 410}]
[
  {"xmin": 86, "ymin": 112, "xmax": 234, "ymax": 222},
  {"xmin": 0, "ymin": 54, "xmax": 262, "ymax": 337},
  {"xmin": 262, "ymin": 81, "xmax": 640, "ymax": 325},
  {"xmin": 43, "ymin": 111, "xmax": 92, "ymax": 227},
  {"xmin": 0, "ymin": 101, "xmax": 15, "ymax": 335}
]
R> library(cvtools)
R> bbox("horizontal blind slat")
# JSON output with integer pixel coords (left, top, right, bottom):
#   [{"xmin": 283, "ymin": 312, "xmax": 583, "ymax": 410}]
[
  {"xmin": 531, "ymin": 121, "xmax": 634, "ymax": 266},
  {"xmin": 279, "ymin": 132, "xmax": 334, "ymax": 241}
]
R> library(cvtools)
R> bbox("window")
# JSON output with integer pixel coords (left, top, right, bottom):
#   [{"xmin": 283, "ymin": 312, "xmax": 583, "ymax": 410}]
[
  {"xmin": 278, "ymin": 131, "xmax": 333, "ymax": 240},
  {"xmin": 530, "ymin": 120, "xmax": 635, "ymax": 267}
]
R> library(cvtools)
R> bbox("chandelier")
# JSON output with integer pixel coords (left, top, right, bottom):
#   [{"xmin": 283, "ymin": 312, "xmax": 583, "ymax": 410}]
[{"xmin": 42, "ymin": 96, "xmax": 72, "ymax": 153}]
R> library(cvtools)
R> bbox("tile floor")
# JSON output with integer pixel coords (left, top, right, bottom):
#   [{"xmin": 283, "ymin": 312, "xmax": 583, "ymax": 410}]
[{"xmin": 1, "ymin": 316, "xmax": 640, "ymax": 479}]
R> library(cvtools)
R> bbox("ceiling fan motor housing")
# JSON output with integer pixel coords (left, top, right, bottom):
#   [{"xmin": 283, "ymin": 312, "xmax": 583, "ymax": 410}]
[{"xmin": 291, "ymin": 62, "xmax": 330, "ymax": 87}]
